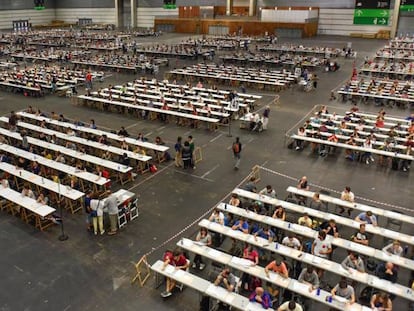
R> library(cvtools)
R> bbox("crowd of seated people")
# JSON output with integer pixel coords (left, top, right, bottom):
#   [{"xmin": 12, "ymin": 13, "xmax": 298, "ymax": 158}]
[
  {"xmin": 258, "ymin": 44, "xmax": 342, "ymax": 57},
  {"xmin": 339, "ymin": 77, "xmax": 414, "ymax": 108},
  {"xmin": 156, "ymin": 178, "xmax": 409, "ymax": 310},
  {"xmin": 293, "ymin": 106, "xmax": 414, "ymax": 171}
]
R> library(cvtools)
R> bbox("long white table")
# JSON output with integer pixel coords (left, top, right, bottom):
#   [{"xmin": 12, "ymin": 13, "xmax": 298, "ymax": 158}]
[
  {"xmin": 235, "ymin": 187, "xmax": 414, "ymax": 248},
  {"xmin": 218, "ymin": 200, "xmax": 414, "ymax": 270},
  {"xmin": 287, "ymin": 187, "xmax": 414, "ymax": 226},
  {"xmin": 0, "ymin": 162, "xmax": 84, "ymax": 213},
  {"xmin": 4, "ymin": 117, "xmax": 152, "ymax": 169},
  {"xmin": 0, "ymin": 143, "xmax": 109, "ymax": 191},
  {"xmin": 199, "ymin": 218, "xmax": 414, "ymax": 301},
  {"xmin": 290, "ymin": 134, "xmax": 414, "ymax": 161},
  {"xmin": 77, "ymin": 95, "xmax": 221, "ymax": 127},
  {"xmin": 0, "ymin": 127, "xmax": 133, "ymax": 176},
  {"xmin": 179, "ymin": 238, "xmax": 370, "ymax": 311},
  {"xmin": 151, "ymin": 260, "xmax": 250, "ymax": 310},
  {"xmin": 0, "ymin": 184, "xmax": 56, "ymax": 231},
  {"xmin": 17, "ymin": 111, "xmax": 169, "ymax": 154}
]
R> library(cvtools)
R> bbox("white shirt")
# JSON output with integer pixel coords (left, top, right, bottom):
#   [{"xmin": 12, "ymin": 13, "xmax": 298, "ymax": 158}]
[
  {"xmin": 210, "ymin": 211, "xmax": 224, "ymax": 224},
  {"xmin": 341, "ymin": 190, "xmax": 354, "ymax": 202},
  {"xmin": 90, "ymin": 199, "xmax": 105, "ymax": 217},
  {"xmin": 282, "ymin": 237, "xmax": 301, "ymax": 250},
  {"xmin": 313, "ymin": 237, "xmax": 331, "ymax": 258}
]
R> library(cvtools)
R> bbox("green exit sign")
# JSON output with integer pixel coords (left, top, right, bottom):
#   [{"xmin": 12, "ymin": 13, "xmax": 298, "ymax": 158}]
[
  {"xmin": 400, "ymin": 4, "xmax": 414, "ymax": 11},
  {"xmin": 34, "ymin": 6, "xmax": 45, "ymax": 10},
  {"xmin": 354, "ymin": 8, "xmax": 390, "ymax": 25},
  {"xmin": 163, "ymin": 4, "xmax": 176, "ymax": 9}
]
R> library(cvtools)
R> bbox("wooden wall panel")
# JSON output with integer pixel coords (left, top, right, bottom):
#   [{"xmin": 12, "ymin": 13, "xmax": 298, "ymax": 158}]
[
  {"xmin": 179, "ymin": 6, "xmax": 200, "ymax": 18},
  {"xmin": 154, "ymin": 18, "xmax": 318, "ymax": 37}
]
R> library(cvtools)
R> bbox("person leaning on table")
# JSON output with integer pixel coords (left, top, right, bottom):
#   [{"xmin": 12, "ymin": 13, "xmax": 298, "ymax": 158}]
[
  {"xmin": 160, "ymin": 249, "xmax": 189, "ymax": 298},
  {"xmin": 213, "ymin": 267, "xmax": 236, "ymax": 292},
  {"xmin": 264, "ymin": 256, "xmax": 289, "ymax": 278},
  {"xmin": 330, "ymin": 278, "xmax": 355, "ymax": 304},
  {"xmin": 249, "ymin": 286, "xmax": 272, "ymax": 309}
]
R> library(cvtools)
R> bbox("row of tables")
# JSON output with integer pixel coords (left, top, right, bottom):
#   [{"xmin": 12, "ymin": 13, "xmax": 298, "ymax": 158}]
[{"xmin": 232, "ymin": 189, "xmax": 414, "ymax": 269}]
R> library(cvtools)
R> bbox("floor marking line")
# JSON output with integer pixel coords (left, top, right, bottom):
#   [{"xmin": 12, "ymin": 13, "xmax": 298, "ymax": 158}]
[
  {"xmin": 200, "ymin": 164, "xmax": 220, "ymax": 178},
  {"xmin": 210, "ymin": 133, "xmax": 223, "ymax": 142},
  {"xmin": 172, "ymin": 169, "xmax": 214, "ymax": 182}
]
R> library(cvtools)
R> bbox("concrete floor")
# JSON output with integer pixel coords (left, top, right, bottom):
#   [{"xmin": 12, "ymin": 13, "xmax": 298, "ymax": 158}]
[{"xmin": 0, "ymin": 34, "xmax": 412, "ymax": 311}]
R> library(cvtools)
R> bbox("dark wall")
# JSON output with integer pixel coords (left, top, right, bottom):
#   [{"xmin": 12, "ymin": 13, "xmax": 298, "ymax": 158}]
[
  {"xmin": 56, "ymin": 0, "xmax": 114, "ymax": 8},
  {"xmin": 0, "ymin": 0, "xmax": 56, "ymax": 10}
]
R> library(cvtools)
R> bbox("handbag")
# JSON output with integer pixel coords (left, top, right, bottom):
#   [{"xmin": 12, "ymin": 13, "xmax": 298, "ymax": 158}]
[{"xmin": 90, "ymin": 210, "xmax": 98, "ymax": 217}]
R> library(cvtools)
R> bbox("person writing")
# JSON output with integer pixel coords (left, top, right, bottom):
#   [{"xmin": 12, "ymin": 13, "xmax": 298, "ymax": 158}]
[
  {"xmin": 249, "ymin": 287, "xmax": 272, "ymax": 309},
  {"xmin": 264, "ymin": 256, "xmax": 289, "ymax": 278}
]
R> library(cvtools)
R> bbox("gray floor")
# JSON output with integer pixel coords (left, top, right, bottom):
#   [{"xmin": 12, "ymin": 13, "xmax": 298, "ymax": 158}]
[{"xmin": 0, "ymin": 34, "xmax": 412, "ymax": 311}]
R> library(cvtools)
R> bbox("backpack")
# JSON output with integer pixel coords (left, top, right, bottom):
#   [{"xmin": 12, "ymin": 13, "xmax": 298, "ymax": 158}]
[{"xmin": 232, "ymin": 143, "xmax": 240, "ymax": 153}]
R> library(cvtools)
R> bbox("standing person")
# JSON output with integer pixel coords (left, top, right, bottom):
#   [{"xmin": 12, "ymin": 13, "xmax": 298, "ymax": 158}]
[
  {"xmin": 232, "ymin": 137, "xmax": 242, "ymax": 170},
  {"xmin": 187, "ymin": 136, "xmax": 195, "ymax": 169},
  {"xmin": 181, "ymin": 141, "xmax": 192, "ymax": 169},
  {"xmin": 262, "ymin": 105, "xmax": 270, "ymax": 130},
  {"xmin": 174, "ymin": 136, "xmax": 182, "ymax": 168},
  {"xmin": 90, "ymin": 195, "xmax": 105, "ymax": 235},
  {"xmin": 104, "ymin": 190, "xmax": 119, "ymax": 235},
  {"xmin": 85, "ymin": 71, "xmax": 92, "ymax": 89},
  {"xmin": 84, "ymin": 191, "xmax": 93, "ymax": 232}
]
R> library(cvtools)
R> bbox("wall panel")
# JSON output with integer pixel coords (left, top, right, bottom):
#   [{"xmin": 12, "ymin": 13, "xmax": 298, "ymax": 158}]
[
  {"xmin": 0, "ymin": 0, "xmax": 55, "ymax": 10},
  {"xmin": 55, "ymin": 0, "xmax": 114, "ymax": 9},
  {"xmin": 318, "ymin": 8, "xmax": 392, "ymax": 36},
  {"xmin": 137, "ymin": 7, "xmax": 178, "ymax": 28},
  {"xmin": 55, "ymin": 8, "xmax": 116, "ymax": 25},
  {"xmin": 0, "ymin": 9, "xmax": 55, "ymax": 30}
]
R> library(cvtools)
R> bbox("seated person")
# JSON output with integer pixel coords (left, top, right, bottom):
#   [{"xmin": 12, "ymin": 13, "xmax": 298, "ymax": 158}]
[
  {"xmin": 351, "ymin": 224, "xmax": 370, "ymax": 246},
  {"xmin": 254, "ymin": 225, "xmax": 275, "ymax": 243},
  {"xmin": 355, "ymin": 211, "xmax": 378, "ymax": 226},
  {"xmin": 370, "ymin": 292, "xmax": 392, "ymax": 311},
  {"xmin": 249, "ymin": 286, "xmax": 272, "ymax": 309},
  {"xmin": 298, "ymin": 266, "xmax": 320, "ymax": 292},
  {"xmin": 21, "ymin": 183, "xmax": 35, "ymax": 199},
  {"xmin": 209, "ymin": 208, "xmax": 224, "ymax": 225},
  {"xmin": 312, "ymin": 231, "xmax": 332, "ymax": 259},
  {"xmin": 160, "ymin": 249, "xmax": 189, "ymax": 298},
  {"xmin": 264, "ymin": 256, "xmax": 289, "ymax": 278},
  {"xmin": 214, "ymin": 267, "xmax": 237, "ymax": 292},
  {"xmin": 192, "ymin": 227, "xmax": 211, "ymax": 270},
  {"xmin": 320, "ymin": 219, "xmax": 339, "ymax": 237},
  {"xmin": 376, "ymin": 262, "xmax": 398, "ymax": 283},
  {"xmin": 228, "ymin": 193, "xmax": 241, "ymax": 207},
  {"xmin": 331, "ymin": 278, "xmax": 355, "ymax": 304},
  {"xmin": 341, "ymin": 252, "xmax": 365, "ymax": 273},
  {"xmin": 231, "ymin": 217, "xmax": 249, "ymax": 233},
  {"xmin": 277, "ymin": 300, "xmax": 303, "ymax": 311},
  {"xmin": 382, "ymin": 240, "xmax": 403, "ymax": 256},
  {"xmin": 282, "ymin": 234, "xmax": 303, "ymax": 251},
  {"xmin": 298, "ymin": 213, "xmax": 312, "ymax": 228}
]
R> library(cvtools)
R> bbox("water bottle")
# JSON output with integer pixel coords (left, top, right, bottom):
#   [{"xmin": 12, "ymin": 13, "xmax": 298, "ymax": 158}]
[
  {"xmin": 404, "ymin": 245, "xmax": 409, "ymax": 255},
  {"xmin": 288, "ymin": 223, "xmax": 291, "ymax": 229},
  {"xmin": 41, "ymin": 176, "xmax": 44, "ymax": 184},
  {"xmin": 275, "ymin": 242, "xmax": 279, "ymax": 250},
  {"xmin": 224, "ymin": 203, "xmax": 227, "ymax": 210},
  {"xmin": 316, "ymin": 288, "xmax": 321, "ymax": 296}
]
